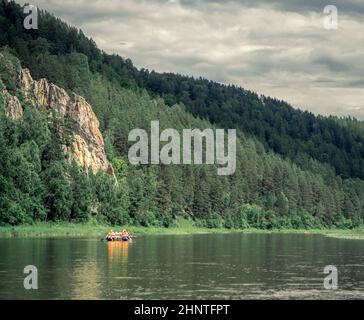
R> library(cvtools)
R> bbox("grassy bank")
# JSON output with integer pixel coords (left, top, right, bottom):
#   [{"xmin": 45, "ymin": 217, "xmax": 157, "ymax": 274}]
[
  {"xmin": 0, "ymin": 221, "xmax": 363, "ymax": 240},
  {"xmin": 0, "ymin": 220, "xmax": 234, "ymax": 238},
  {"xmin": 317, "ymin": 227, "xmax": 364, "ymax": 240}
]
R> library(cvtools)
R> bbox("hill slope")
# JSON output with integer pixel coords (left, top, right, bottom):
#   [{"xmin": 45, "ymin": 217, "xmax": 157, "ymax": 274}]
[
  {"xmin": 1, "ymin": 48, "xmax": 363, "ymax": 228},
  {"xmin": 1, "ymin": 0, "xmax": 363, "ymax": 180},
  {"xmin": 0, "ymin": 0, "xmax": 363, "ymax": 228}
]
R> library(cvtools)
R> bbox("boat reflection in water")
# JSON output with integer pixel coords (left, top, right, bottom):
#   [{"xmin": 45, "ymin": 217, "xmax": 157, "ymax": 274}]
[
  {"xmin": 105, "ymin": 239, "xmax": 134, "ymax": 298},
  {"xmin": 107, "ymin": 240, "xmax": 131, "ymax": 264}
]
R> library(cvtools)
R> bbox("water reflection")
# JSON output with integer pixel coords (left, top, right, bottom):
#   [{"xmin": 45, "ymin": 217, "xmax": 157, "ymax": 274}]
[
  {"xmin": 0, "ymin": 234, "xmax": 364, "ymax": 299},
  {"xmin": 70, "ymin": 240, "xmax": 102, "ymax": 300},
  {"xmin": 105, "ymin": 240, "xmax": 133, "ymax": 298},
  {"xmin": 107, "ymin": 241, "xmax": 130, "ymax": 264}
]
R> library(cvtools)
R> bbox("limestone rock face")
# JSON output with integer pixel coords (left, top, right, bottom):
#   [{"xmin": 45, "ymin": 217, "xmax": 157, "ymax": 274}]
[
  {"xmin": 4, "ymin": 68, "xmax": 115, "ymax": 178},
  {"xmin": 3, "ymin": 88, "xmax": 23, "ymax": 120}
]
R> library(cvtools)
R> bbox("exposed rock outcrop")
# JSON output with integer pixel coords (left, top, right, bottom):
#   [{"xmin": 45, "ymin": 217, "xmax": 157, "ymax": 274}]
[
  {"xmin": 3, "ymin": 68, "xmax": 115, "ymax": 178},
  {"xmin": 3, "ymin": 88, "xmax": 23, "ymax": 120}
]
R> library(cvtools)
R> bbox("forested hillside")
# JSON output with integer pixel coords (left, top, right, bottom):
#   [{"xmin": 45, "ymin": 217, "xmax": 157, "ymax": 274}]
[
  {"xmin": 138, "ymin": 73, "xmax": 364, "ymax": 180},
  {"xmin": 1, "ymin": 0, "xmax": 364, "ymax": 180},
  {"xmin": 0, "ymin": 0, "xmax": 363, "ymax": 229}
]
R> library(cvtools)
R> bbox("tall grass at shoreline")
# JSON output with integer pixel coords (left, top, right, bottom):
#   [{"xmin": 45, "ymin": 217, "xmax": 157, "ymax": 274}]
[{"xmin": 0, "ymin": 220, "xmax": 363, "ymax": 240}]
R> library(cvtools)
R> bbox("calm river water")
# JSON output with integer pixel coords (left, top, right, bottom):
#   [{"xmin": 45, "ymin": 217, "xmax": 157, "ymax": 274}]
[{"xmin": 0, "ymin": 233, "xmax": 363, "ymax": 299}]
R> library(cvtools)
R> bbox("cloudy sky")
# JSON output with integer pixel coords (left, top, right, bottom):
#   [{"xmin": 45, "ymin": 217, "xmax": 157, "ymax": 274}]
[{"xmin": 17, "ymin": 0, "xmax": 364, "ymax": 119}]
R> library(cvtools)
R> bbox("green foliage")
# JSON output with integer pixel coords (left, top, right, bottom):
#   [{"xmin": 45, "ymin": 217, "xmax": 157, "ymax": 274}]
[
  {"xmin": 42, "ymin": 161, "xmax": 72, "ymax": 221},
  {"xmin": 140, "ymin": 71, "xmax": 364, "ymax": 180},
  {"xmin": 0, "ymin": 176, "xmax": 27, "ymax": 225},
  {"xmin": 203, "ymin": 212, "xmax": 224, "ymax": 229},
  {"xmin": 111, "ymin": 158, "xmax": 127, "ymax": 181},
  {"xmin": 0, "ymin": 0, "xmax": 363, "ymax": 230},
  {"xmin": 92, "ymin": 172, "xmax": 129, "ymax": 225},
  {"xmin": 0, "ymin": 81, "xmax": 4, "ymax": 112},
  {"xmin": 2, "ymin": 0, "xmax": 364, "ymax": 181},
  {"xmin": 69, "ymin": 161, "xmax": 92, "ymax": 222},
  {"xmin": 0, "ymin": 48, "xmax": 21, "ymax": 93}
]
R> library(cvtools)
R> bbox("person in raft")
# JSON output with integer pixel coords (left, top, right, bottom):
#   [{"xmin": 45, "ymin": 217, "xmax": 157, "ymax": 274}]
[
  {"xmin": 106, "ymin": 230, "xmax": 115, "ymax": 241},
  {"xmin": 121, "ymin": 229, "xmax": 130, "ymax": 240}
]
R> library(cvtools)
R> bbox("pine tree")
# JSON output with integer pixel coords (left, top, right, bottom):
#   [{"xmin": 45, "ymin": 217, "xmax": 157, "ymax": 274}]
[
  {"xmin": 70, "ymin": 161, "xmax": 92, "ymax": 222},
  {"xmin": 42, "ymin": 161, "xmax": 72, "ymax": 221}
]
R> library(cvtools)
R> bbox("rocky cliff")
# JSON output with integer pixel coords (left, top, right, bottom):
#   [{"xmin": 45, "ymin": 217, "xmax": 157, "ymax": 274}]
[
  {"xmin": 3, "ymin": 88, "xmax": 23, "ymax": 120},
  {"xmin": 3, "ymin": 68, "xmax": 115, "ymax": 178}
]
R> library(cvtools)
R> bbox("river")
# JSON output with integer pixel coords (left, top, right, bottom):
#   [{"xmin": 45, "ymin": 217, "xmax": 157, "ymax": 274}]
[{"xmin": 0, "ymin": 233, "xmax": 363, "ymax": 299}]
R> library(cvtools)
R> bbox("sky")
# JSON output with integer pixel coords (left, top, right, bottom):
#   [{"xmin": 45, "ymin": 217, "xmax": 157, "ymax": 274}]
[{"xmin": 16, "ymin": 0, "xmax": 364, "ymax": 119}]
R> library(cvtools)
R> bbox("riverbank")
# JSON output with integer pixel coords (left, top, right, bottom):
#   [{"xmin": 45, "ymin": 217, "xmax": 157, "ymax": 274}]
[
  {"xmin": 0, "ymin": 220, "xmax": 236, "ymax": 238},
  {"xmin": 0, "ymin": 221, "xmax": 364, "ymax": 240}
]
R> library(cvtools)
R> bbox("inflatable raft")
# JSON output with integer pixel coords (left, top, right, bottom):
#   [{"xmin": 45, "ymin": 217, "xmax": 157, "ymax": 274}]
[{"xmin": 106, "ymin": 235, "xmax": 130, "ymax": 242}]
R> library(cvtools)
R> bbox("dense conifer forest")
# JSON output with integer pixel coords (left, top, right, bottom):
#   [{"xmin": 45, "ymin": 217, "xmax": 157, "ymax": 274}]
[{"xmin": 0, "ymin": 0, "xmax": 363, "ymax": 229}]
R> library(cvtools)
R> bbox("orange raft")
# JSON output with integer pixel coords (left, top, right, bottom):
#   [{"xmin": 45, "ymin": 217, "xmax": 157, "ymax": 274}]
[{"xmin": 106, "ymin": 230, "xmax": 131, "ymax": 242}]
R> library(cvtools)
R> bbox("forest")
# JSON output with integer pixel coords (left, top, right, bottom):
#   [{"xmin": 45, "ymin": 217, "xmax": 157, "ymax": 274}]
[{"xmin": 0, "ymin": 0, "xmax": 363, "ymax": 229}]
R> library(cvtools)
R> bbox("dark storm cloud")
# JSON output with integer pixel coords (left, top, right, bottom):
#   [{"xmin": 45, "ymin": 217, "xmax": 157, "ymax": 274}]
[{"xmin": 313, "ymin": 56, "xmax": 352, "ymax": 73}]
